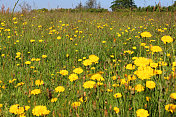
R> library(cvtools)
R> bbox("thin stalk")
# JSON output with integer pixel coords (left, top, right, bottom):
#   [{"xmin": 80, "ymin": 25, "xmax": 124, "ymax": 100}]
[{"xmin": 12, "ymin": 0, "xmax": 20, "ymax": 17}]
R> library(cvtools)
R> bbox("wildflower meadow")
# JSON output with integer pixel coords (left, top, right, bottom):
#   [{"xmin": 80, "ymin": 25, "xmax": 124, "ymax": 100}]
[{"xmin": 0, "ymin": 11, "xmax": 175, "ymax": 117}]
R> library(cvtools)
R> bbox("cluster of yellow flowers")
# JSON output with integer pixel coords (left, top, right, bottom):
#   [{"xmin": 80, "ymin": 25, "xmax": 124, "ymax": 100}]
[
  {"xmin": 82, "ymin": 55, "xmax": 99, "ymax": 66},
  {"xmin": 9, "ymin": 104, "xmax": 30, "ymax": 116}
]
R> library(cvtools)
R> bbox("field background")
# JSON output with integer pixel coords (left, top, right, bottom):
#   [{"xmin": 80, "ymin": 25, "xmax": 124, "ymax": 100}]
[{"xmin": 0, "ymin": 11, "xmax": 175, "ymax": 116}]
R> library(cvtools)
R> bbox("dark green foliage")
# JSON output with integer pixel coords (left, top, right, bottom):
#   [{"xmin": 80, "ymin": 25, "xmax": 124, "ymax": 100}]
[{"xmin": 110, "ymin": 0, "xmax": 136, "ymax": 11}]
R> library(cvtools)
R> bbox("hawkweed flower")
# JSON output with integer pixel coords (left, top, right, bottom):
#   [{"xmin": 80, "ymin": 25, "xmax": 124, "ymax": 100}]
[{"xmin": 136, "ymin": 109, "xmax": 149, "ymax": 117}]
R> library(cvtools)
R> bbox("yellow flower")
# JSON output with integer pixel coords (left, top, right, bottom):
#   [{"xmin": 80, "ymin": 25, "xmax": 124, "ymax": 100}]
[
  {"xmin": 31, "ymin": 89, "xmax": 41, "ymax": 95},
  {"xmin": 135, "ymin": 84, "xmax": 144, "ymax": 92},
  {"xmin": 31, "ymin": 58, "xmax": 36, "ymax": 61},
  {"xmin": 112, "ymin": 76, "xmax": 117, "ymax": 80},
  {"xmin": 15, "ymin": 82, "xmax": 25, "ymax": 88},
  {"xmin": 136, "ymin": 109, "xmax": 149, "ymax": 117},
  {"xmin": 42, "ymin": 55, "xmax": 47, "ymax": 58},
  {"xmin": 124, "ymin": 50, "xmax": 134, "ymax": 54},
  {"xmin": 30, "ymin": 40, "xmax": 35, "ymax": 43},
  {"xmin": 79, "ymin": 97, "xmax": 87, "ymax": 102},
  {"xmin": 120, "ymin": 78, "xmax": 128, "ymax": 85},
  {"xmin": 132, "ymin": 46, "xmax": 137, "ymax": 49},
  {"xmin": 97, "ymin": 82, "xmax": 103, "ymax": 86},
  {"xmin": 32, "ymin": 106, "xmax": 50, "ymax": 116},
  {"xmin": 126, "ymin": 64, "xmax": 135, "ymax": 70},
  {"xmin": 127, "ymin": 75, "xmax": 136, "ymax": 81},
  {"xmin": 71, "ymin": 102, "xmax": 81, "ymax": 108},
  {"xmin": 24, "ymin": 106, "xmax": 30, "ymax": 111},
  {"xmin": 25, "ymin": 61, "xmax": 31, "ymax": 65},
  {"xmin": 107, "ymin": 89, "xmax": 113, "ymax": 92},
  {"xmin": 173, "ymin": 62, "xmax": 176, "ymax": 66},
  {"xmin": 0, "ymin": 104, "xmax": 3, "ymax": 108},
  {"xmin": 59, "ymin": 70, "xmax": 68, "ymax": 75},
  {"xmin": 113, "ymin": 93, "xmax": 122, "ymax": 98},
  {"xmin": 112, "ymin": 84, "xmax": 119, "ymax": 87},
  {"xmin": 78, "ymin": 59, "xmax": 82, "ymax": 61},
  {"xmin": 9, "ymin": 104, "xmax": 24, "ymax": 115},
  {"xmin": 146, "ymin": 81, "xmax": 156, "ymax": 89},
  {"xmin": 165, "ymin": 104, "xmax": 176, "ymax": 113},
  {"xmin": 9, "ymin": 79, "xmax": 17, "ymax": 83},
  {"xmin": 170, "ymin": 93, "xmax": 176, "ymax": 100},
  {"xmin": 150, "ymin": 62, "xmax": 158, "ymax": 68},
  {"xmin": 57, "ymin": 36, "xmax": 61, "ymax": 40},
  {"xmin": 35, "ymin": 58, "xmax": 41, "ymax": 61},
  {"xmin": 146, "ymin": 97, "xmax": 150, "ymax": 101},
  {"xmin": 82, "ymin": 59, "xmax": 92, "ymax": 66},
  {"xmin": 55, "ymin": 86, "xmax": 65, "ymax": 93},
  {"xmin": 150, "ymin": 46, "xmax": 162, "ymax": 52},
  {"xmin": 161, "ymin": 36, "xmax": 173, "ymax": 44},
  {"xmin": 141, "ymin": 31, "xmax": 152, "ymax": 38},
  {"xmin": 35, "ymin": 80, "xmax": 44, "ymax": 86},
  {"xmin": 90, "ymin": 73, "xmax": 105, "ymax": 81},
  {"xmin": 155, "ymin": 70, "xmax": 162, "ymax": 74},
  {"xmin": 51, "ymin": 98, "xmax": 58, "ymax": 102},
  {"xmin": 39, "ymin": 40, "xmax": 43, "ymax": 42},
  {"xmin": 134, "ymin": 66, "xmax": 155, "ymax": 80},
  {"xmin": 133, "ymin": 57, "xmax": 153, "ymax": 67},
  {"xmin": 102, "ymin": 41, "xmax": 106, "ymax": 43},
  {"xmin": 114, "ymin": 107, "xmax": 120, "ymax": 114},
  {"xmin": 68, "ymin": 73, "xmax": 78, "ymax": 82},
  {"xmin": 16, "ymin": 52, "xmax": 21, "ymax": 58},
  {"xmin": 83, "ymin": 81, "xmax": 96, "ymax": 89},
  {"xmin": 73, "ymin": 67, "xmax": 83, "ymax": 74}
]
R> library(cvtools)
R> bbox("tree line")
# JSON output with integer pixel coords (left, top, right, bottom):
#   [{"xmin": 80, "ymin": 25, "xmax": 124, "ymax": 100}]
[
  {"xmin": 8, "ymin": 0, "xmax": 176, "ymax": 13},
  {"xmin": 74, "ymin": 0, "xmax": 176, "ymax": 12}
]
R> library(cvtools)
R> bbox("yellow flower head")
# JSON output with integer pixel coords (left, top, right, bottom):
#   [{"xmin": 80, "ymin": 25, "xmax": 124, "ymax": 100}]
[
  {"xmin": 71, "ymin": 102, "xmax": 81, "ymax": 108},
  {"xmin": 25, "ymin": 61, "xmax": 31, "ymax": 65},
  {"xmin": 146, "ymin": 81, "xmax": 156, "ymax": 89},
  {"xmin": 114, "ymin": 107, "xmax": 120, "ymax": 114},
  {"xmin": 68, "ymin": 73, "xmax": 78, "ymax": 82},
  {"xmin": 113, "ymin": 93, "xmax": 122, "ymax": 98},
  {"xmin": 42, "ymin": 55, "xmax": 47, "ymax": 58},
  {"xmin": 32, "ymin": 105, "xmax": 50, "ymax": 116},
  {"xmin": 126, "ymin": 64, "xmax": 135, "ymax": 70},
  {"xmin": 141, "ymin": 31, "xmax": 152, "ymax": 38},
  {"xmin": 51, "ymin": 98, "xmax": 58, "ymax": 102},
  {"xmin": 161, "ymin": 36, "xmax": 173, "ymax": 44},
  {"xmin": 31, "ymin": 89, "xmax": 41, "ymax": 95},
  {"xmin": 9, "ymin": 104, "xmax": 24, "ymax": 115},
  {"xmin": 170, "ymin": 93, "xmax": 176, "ymax": 100},
  {"xmin": 73, "ymin": 67, "xmax": 83, "ymax": 74},
  {"xmin": 150, "ymin": 46, "xmax": 162, "ymax": 52},
  {"xmin": 55, "ymin": 86, "xmax": 65, "ymax": 93},
  {"xmin": 136, "ymin": 109, "xmax": 149, "ymax": 117},
  {"xmin": 79, "ymin": 97, "xmax": 87, "ymax": 102},
  {"xmin": 133, "ymin": 57, "xmax": 153, "ymax": 67},
  {"xmin": 83, "ymin": 81, "xmax": 96, "ymax": 89},
  {"xmin": 82, "ymin": 59, "xmax": 92, "ymax": 66},
  {"xmin": 165, "ymin": 104, "xmax": 176, "ymax": 113},
  {"xmin": 134, "ymin": 66, "xmax": 155, "ymax": 80},
  {"xmin": 59, "ymin": 70, "xmax": 68, "ymax": 76},
  {"xmin": 135, "ymin": 84, "xmax": 145, "ymax": 92},
  {"xmin": 90, "ymin": 73, "xmax": 104, "ymax": 81},
  {"xmin": 35, "ymin": 80, "xmax": 44, "ymax": 86}
]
